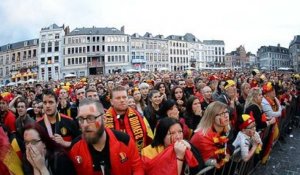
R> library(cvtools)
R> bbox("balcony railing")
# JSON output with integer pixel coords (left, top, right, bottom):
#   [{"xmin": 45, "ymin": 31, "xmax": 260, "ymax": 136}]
[
  {"xmin": 131, "ymin": 59, "xmax": 147, "ymax": 64},
  {"xmin": 87, "ymin": 62, "xmax": 104, "ymax": 67},
  {"xmin": 190, "ymin": 58, "xmax": 197, "ymax": 62}
]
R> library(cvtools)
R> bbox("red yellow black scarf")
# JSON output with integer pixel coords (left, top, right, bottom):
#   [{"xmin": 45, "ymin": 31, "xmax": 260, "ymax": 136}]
[
  {"xmin": 264, "ymin": 96, "xmax": 278, "ymax": 111},
  {"xmin": 105, "ymin": 107, "xmax": 147, "ymax": 151}
]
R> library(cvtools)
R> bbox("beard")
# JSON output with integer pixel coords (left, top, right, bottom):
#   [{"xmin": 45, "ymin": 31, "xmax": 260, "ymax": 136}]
[{"xmin": 84, "ymin": 122, "xmax": 105, "ymax": 144}]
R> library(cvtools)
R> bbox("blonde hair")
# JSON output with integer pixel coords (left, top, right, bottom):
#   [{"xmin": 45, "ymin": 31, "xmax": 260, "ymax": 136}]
[
  {"xmin": 196, "ymin": 101, "xmax": 228, "ymax": 135},
  {"xmin": 244, "ymin": 88, "xmax": 262, "ymax": 111},
  {"xmin": 240, "ymin": 82, "xmax": 250, "ymax": 96}
]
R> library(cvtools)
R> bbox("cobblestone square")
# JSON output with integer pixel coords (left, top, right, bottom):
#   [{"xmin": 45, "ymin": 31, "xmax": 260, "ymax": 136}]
[{"xmin": 254, "ymin": 128, "xmax": 300, "ymax": 175}]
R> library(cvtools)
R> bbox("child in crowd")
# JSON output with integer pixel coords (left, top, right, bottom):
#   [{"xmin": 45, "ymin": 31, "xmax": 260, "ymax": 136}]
[{"xmin": 233, "ymin": 114, "xmax": 262, "ymax": 162}]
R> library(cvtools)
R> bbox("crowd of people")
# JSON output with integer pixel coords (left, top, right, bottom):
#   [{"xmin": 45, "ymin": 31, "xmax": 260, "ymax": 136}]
[{"xmin": 0, "ymin": 68, "xmax": 299, "ymax": 175}]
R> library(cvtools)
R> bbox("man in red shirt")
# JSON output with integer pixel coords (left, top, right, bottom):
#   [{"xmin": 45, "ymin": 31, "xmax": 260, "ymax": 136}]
[
  {"xmin": 0, "ymin": 94, "xmax": 16, "ymax": 133},
  {"xmin": 70, "ymin": 98, "xmax": 144, "ymax": 175}
]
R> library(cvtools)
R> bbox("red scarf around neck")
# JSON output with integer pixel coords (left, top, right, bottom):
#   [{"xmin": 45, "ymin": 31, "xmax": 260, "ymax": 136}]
[
  {"xmin": 264, "ymin": 96, "xmax": 278, "ymax": 111},
  {"xmin": 105, "ymin": 107, "xmax": 147, "ymax": 151}
]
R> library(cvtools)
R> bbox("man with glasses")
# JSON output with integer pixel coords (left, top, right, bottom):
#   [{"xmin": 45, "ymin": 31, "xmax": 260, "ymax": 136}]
[
  {"xmin": 37, "ymin": 89, "xmax": 80, "ymax": 148},
  {"xmin": 70, "ymin": 98, "xmax": 144, "ymax": 175}
]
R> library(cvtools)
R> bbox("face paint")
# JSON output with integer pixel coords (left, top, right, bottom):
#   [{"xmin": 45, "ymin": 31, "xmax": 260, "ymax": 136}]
[
  {"xmin": 219, "ymin": 117, "xmax": 226, "ymax": 126},
  {"xmin": 95, "ymin": 120, "xmax": 100, "ymax": 128}
]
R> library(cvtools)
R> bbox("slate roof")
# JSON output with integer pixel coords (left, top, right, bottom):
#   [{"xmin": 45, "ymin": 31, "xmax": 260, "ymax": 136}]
[
  {"xmin": 0, "ymin": 39, "xmax": 39, "ymax": 52},
  {"xmin": 203, "ymin": 40, "xmax": 225, "ymax": 45},
  {"xmin": 257, "ymin": 45, "xmax": 289, "ymax": 54},
  {"xmin": 68, "ymin": 27, "xmax": 124, "ymax": 36},
  {"xmin": 41, "ymin": 24, "xmax": 63, "ymax": 31},
  {"xmin": 289, "ymin": 35, "xmax": 300, "ymax": 46}
]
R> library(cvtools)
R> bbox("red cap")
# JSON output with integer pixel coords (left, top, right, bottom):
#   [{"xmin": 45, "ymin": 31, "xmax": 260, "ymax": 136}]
[
  {"xmin": 262, "ymin": 82, "xmax": 274, "ymax": 94},
  {"xmin": 239, "ymin": 114, "xmax": 255, "ymax": 130},
  {"xmin": 209, "ymin": 75, "xmax": 219, "ymax": 81},
  {"xmin": 0, "ymin": 92, "xmax": 14, "ymax": 103}
]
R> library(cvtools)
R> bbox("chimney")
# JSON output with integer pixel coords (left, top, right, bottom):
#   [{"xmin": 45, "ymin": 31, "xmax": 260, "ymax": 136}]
[
  {"xmin": 121, "ymin": 26, "xmax": 125, "ymax": 33},
  {"xmin": 64, "ymin": 26, "xmax": 70, "ymax": 35}
]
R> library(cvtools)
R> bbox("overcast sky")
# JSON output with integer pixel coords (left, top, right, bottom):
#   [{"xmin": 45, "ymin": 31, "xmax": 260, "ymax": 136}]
[{"xmin": 0, "ymin": 0, "xmax": 299, "ymax": 53}]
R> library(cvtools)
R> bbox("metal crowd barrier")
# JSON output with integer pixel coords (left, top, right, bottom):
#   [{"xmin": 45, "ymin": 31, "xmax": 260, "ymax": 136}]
[{"xmin": 194, "ymin": 97, "xmax": 299, "ymax": 175}]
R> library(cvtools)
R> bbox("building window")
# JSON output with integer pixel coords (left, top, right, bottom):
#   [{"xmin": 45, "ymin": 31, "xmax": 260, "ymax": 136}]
[
  {"xmin": 41, "ymin": 57, "xmax": 45, "ymax": 64},
  {"xmin": 55, "ymin": 66, "xmax": 58, "ymax": 74},
  {"xmin": 5, "ymin": 67, "xmax": 9, "ymax": 75},
  {"xmin": 55, "ymin": 34, "xmax": 59, "ymax": 39},
  {"xmin": 12, "ymin": 54, "xmax": 15, "ymax": 62},
  {"xmin": 54, "ymin": 41, "xmax": 59, "ymax": 52},
  {"xmin": 68, "ymin": 58, "xmax": 71, "ymax": 65},
  {"xmin": 16, "ymin": 52, "xmax": 21, "ymax": 62},
  {"xmin": 23, "ymin": 51, "xmax": 27, "ymax": 60},
  {"xmin": 48, "ymin": 42, "xmax": 52, "ymax": 52},
  {"xmin": 47, "ymin": 57, "xmax": 52, "ymax": 64},
  {"xmin": 41, "ymin": 43, "xmax": 45, "ymax": 53},
  {"xmin": 54, "ymin": 56, "xmax": 59, "ymax": 63},
  {"xmin": 6, "ymin": 55, "xmax": 9, "ymax": 64}
]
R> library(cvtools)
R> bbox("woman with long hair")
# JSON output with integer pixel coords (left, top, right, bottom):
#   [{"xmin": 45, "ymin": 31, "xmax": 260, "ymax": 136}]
[
  {"xmin": 212, "ymin": 80, "xmax": 226, "ymax": 101},
  {"xmin": 143, "ymin": 90, "xmax": 164, "ymax": 131},
  {"xmin": 244, "ymin": 88, "xmax": 276, "ymax": 131},
  {"xmin": 32, "ymin": 100, "xmax": 44, "ymax": 121},
  {"xmin": 22, "ymin": 123, "xmax": 76, "ymax": 175},
  {"xmin": 171, "ymin": 86, "xmax": 187, "ymax": 115},
  {"xmin": 238, "ymin": 82, "xmax": 251, "ymax": 105},
  {"xmin": 159, "ymin": 99, "xmax": 192, "ymax": 140},
  {"xmin": 141, "ymin": 117, "xmax": 203, "ymax": 175},
  {"xmin": 184, "ymin": 96, "xmax": 203, "ymax": 131},
  {"xmin": 154, "ymin": 82, "xmax": 170, "ymax": 101},
  {"xmin": 132, "ymin": 87, "xmax": 146, "ymax": 115},
  {"xmin": 190, "ymin": 101, "xmax": 231, "ymax": 169}
]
